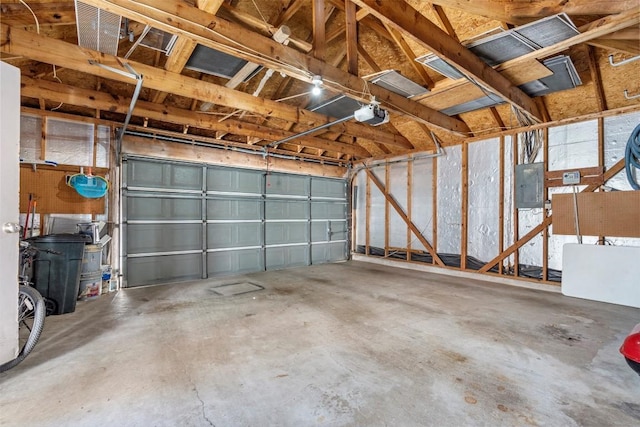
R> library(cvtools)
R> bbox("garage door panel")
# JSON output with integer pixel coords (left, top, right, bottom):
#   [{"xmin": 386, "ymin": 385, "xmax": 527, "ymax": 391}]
[
  {"xmin": 128, "ymin": 160, "xmax": 202, "ymax": 191},
  {"xmin": 265, "ymin": 200, "xmax": 308, "ymax": 220},
  {"xmin": 207, "ymin": 167, "xmax": 263, "ymax": 194},
  {"xmin": 207, "ymin": 249, "xmax": 264, "ymax": 276},
  {"xmin": 311, "ymin": 177, "xmax": 346, "ymax": 198},
  {"xmin": 266, "ymin": 246, "xmax": 308, "ymax": 270},
  {"xmin": 127, "ymin": 223, "xmax": 203, "ymax": 254},
  {"xmin": 207, "ymin": 223, "xmax": 262, "ymax": 249},
  {"xmin": 312, "ymin": 242, "xmax": 347, "ymax": 264},
  {"xmin": 266, "ymin": 174, "xmax": 308, "ymax": 196},
  {"xmin": 311, "ymin": 201, "xmax": 346, "ymax": 219},
  {"xmin": 266, "ymin": 222, "xmax": 308, "ymax": 245},
  {"xmin": 128, "ymin": 197, "xmax": 201, "ymax": 221},
  {"xmin": 207, "ymin": 198, "xmax": 262, "ymax": 220},
  {"xmin": 311, "ymin": 221, "xmax": 347, "ymax": 242},
  {"xmin": 127, "ymin": 253, "xmax": 202, "ymax": 286}
]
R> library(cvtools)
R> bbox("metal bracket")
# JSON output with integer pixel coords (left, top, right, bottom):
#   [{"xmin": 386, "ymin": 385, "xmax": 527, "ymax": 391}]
[{"xmin": 608, "ymin": 54, "xmax": 640, "ymax": 67}]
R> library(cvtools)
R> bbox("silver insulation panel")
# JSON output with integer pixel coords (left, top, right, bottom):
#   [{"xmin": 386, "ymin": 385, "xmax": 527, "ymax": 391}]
[
  {"xmin": 369, "ymin": 70, "xmax": 428, "ymax": 98},
  {"xmin": 75, "ymin": 1, "xmax": 121, "ymax": 55},
  {"xmin": 468, "ymin": 138, "xmax": 500, "ymax": 260},
  {"xmin": 411, "ymin": 158, "xmax": 434, "ymax": 251},
  {"xmin": 437, "ymin": 145, "xmax": 462, "ymax": 254},
  {"xmin": 368, "ymin": 167, "xmax": 386, "ymax": 248},
  {"xmin": 388, "ymin": 162, "xmax": 409, "ymax": 248}
]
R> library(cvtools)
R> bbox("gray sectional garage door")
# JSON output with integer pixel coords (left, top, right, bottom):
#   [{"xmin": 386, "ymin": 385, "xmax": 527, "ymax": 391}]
[{"xmin": 122, "ymin": 157, "xmax": 348, "ymax": 287}]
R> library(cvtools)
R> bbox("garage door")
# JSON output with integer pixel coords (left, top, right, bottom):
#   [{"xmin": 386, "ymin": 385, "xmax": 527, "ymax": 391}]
[{"xmin": 122, "ymin": 157, "xmax": 348, "ymax": 287}]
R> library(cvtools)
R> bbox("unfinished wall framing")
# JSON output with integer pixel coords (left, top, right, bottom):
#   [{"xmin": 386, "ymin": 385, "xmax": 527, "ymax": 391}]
[{"xmin": 353, "ymin": 107, "xmax": 640, "ymax": 285}]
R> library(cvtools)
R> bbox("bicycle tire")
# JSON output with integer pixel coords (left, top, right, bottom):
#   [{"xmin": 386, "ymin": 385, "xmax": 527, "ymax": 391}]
[{"xmin": 0, "ymin": 285, "xmax": 46, "ymax": 372}]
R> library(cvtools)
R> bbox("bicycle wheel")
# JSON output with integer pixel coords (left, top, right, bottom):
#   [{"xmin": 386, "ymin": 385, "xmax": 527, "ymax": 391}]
[{"xmin": 0, "ymin": 285, "xmax": 46, "ymax": 372}]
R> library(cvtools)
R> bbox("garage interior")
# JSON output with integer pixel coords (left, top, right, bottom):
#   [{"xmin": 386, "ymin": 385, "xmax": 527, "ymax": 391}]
[{"xmin": 0, "ymin": 0, "xmax": 639, "ymax": 425}]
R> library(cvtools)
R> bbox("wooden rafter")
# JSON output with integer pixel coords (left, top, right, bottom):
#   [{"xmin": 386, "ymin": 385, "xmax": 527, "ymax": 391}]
[
  {"xmin": 22, "ymin": 76, "xmax": 371, "ymax": 158},
  {"xmin": 345, "ymin": 0, "xmax": 358, "ymax": 75},
  {"xmin": 588, "ymin": 38, "xmax": 640, "ymax": 55},
  {"xmin": 429, "ymin": 4, "xmax": 459, "ymax": 42},
  {"xmin": 585, "ymin": 45, "xmax": 608, "ymax": 112},
  {"xmin": 75, "ymin": 0, "xmax": 470, "ymax": 135},
  {"xmin": 383, "ymin": 24, "xmax": 434, "ymax": 88},
  {"xmin": 151, "ymin": 0, "xmax": 225, "ymax": 105},
  {"xmin": 312, "ymin": 0, "xmax": 326, "ymax": 60},
  {"xmin": 0, "ymin": 2, "xmax": 76, "ymax": 26},
  {"xmin": 416, "ymin": 9, "xmax": 640, "ymax": 112},
  {"xmin": 427, "ymin": 1, "xmax": 637, "ymax": 24},
  {"xmin": 352, "ymin": 0, "xmax": 542, "ymax": 121},
  {"xmin": 1, "ymin": 25, "xmax": 411, "ymax": 151},
  {"xmin": 272, "ymin": 0, "xmax": 305, "ymax": 28}
]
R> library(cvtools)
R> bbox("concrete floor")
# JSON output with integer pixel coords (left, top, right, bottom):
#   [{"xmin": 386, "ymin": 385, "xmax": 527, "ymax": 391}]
[{"xmin": 1, "ymin": 261, "xmax": 639, "ymax": 427}]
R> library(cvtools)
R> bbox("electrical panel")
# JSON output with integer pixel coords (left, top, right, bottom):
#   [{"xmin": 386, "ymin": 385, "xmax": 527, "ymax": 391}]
[{"xmin": 515, "ymin": 162, "xmax": 544, "ymax": 209}]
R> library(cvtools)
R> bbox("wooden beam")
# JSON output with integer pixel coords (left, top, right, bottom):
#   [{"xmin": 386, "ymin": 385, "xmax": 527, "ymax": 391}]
[
  {"xmin": 383, "ymin": 24, "xmax": 434, "ymax": 88},
  {"xmin": 151, "ymin": 0, "xmax": 224, "ymax": 104},
  {"xmin": 407, "ymin": 160, "xmax": 413, "ymax": 262},
  {"xmin": 498, "ymin": 136, "xmax": 505, "ymax": 274},
  {"xmin": 357, "ymin": 44, "xmax": 380, "ymax": 73},
  {"xmin": 427, "ymin": 1, "xmax": 511, "ymax": 23},
  {"xmin": 312, "ymin": 0, "xmax": 326, "ymax": 60},
  {"xmin": 498, "ymin": 9, "xmax": 640, "ymax": 69},
  {"xmin": 345, "ymin": 0, "xmax": 358, "ymax": 75},
  {"xmin": 365, "ymin": 169, "xmax": 444, "ymax": 266},
  {"xmin": 0, "ymin": 2, "xmax": 76, "ymax": 26},
  {"xmin": 412, "ymin": 10, "xmax": 640, "ymax": 113},
  {"xmin": 365, "ymin": 174, "xmax": 371, "ymax": 255},
  {"xmin": 75, "ymin": 0, "xmax": 470, "ymax": 134},
  {"xmin": 1, "ymin": 25, "xmax": 409, "ymax": 151},
  {"xmin": 352, "ymin": 0, "xmax": 542, "ymax": 121},
  {"xmin": 599, "ymin": 27, "xmax": 640, "ymax": 40},
  {"xmin": 429, "ymin": 4, "xmax": 459, "ymax": 42},
  {"xmin": 490, "ymin": 108, "xmax": 506, "ymax": 129},
  {"xmin": 586, "ymin": 45, "xmax": 608, "ymax": 112},
  {"xmin": 21, "ymin": 76, "xmax": 371, "ymax": 158},
  {"xmin": 384, "ymin": 164, "xmax": 390, "ymax": 257},
  {"xmin": 505, "ymin": 1, "xmax": 639, "ymax": 20},
  {"xmin": 428, "ymin": 1, "xmax": 637, "ymax": 24},
  {"xmin": 460, "ymin": 141, "xmax": 468, "ymax": 270},
  {"xmin": 588, "ymin": 38, "xmax": 640, "ymax": 55},
  {"xmin": 124, "ymin": 135, "xmax": 347, "ymax": 177},
  {"xmin": 218, "ymin": 2, "xmax": 311, "ymax": 52},
  {"xmin": 272, "ymin": 0, "xmax": 305, "ymax": 27}
]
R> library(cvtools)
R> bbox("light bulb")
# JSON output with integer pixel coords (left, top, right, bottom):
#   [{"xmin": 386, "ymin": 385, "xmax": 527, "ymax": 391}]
[{"xmin": 311, "ymin": 75, "xmax": 322, "ymax": 96}]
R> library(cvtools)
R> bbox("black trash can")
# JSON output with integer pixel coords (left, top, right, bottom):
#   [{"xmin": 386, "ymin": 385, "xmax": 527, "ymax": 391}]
[{"xmin": 27, "ymin": 234, "xmax": 91, "ymax": 315}]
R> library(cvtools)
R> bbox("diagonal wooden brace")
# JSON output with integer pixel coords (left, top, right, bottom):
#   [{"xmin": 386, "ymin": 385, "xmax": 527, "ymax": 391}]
[{"xmin": 365, "ymin": 169, "xmax": 444, "ymax": 267}]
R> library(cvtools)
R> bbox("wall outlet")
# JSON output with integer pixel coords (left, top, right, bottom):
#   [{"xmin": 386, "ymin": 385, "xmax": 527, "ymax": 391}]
[{"xmin": 562, "ymin": 171, "xmax": 580, "ymax": 185}]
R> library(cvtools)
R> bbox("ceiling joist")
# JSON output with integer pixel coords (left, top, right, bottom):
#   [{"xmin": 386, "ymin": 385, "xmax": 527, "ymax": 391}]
[
  {"xmin": 0, "ymin": 24, "xmax": 413, "ymax": 151},
  {"xmin": 21, "ymin": 76, "xmax": 372, "ymax": 158},
  {"xmin": 352, "ymin": 0, "xmax": 542, "ymax": 121},
  {"xmin": 76, "ymin": 0, "xmax": 470, "ymax": 135}
]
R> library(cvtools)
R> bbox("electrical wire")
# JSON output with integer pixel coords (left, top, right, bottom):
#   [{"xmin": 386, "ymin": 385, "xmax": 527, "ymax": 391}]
[
  {"xmin": 249, "ymin": 0, "xmax": 270, "ymax": 32},
  {"xmin": 19, "ymin": 0, "xmax": 39, "ymax": 34},
  {"xmin": 20, "ymin": 0, "xmax": 64, "ymax": 111}
]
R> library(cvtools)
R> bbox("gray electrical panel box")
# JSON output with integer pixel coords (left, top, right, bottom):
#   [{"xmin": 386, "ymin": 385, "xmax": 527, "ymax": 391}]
[{"xmin": 515, "ymin": 162, "xmax": 544, "ymax": 209}]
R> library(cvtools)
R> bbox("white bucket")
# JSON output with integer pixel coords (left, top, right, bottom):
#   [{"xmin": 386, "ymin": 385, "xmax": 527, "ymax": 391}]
[{"xmin": 78, "ymin": 271, "xmax": 102, "ymax": 300}]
